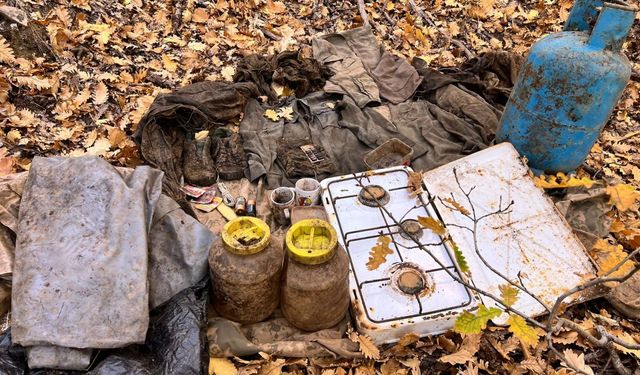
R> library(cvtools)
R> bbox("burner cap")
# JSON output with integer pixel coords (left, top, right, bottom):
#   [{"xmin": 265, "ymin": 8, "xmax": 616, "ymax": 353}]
[
  {"xmin": 397, "ymin": 270, "xmax": 425, "ymax": 294},
  {"xmin": 388, "ymin": 262, "xmax": 434, "ymax": 297},
  {"xmin": 358, "ymin": 185, "xmax": 390, "ymax": 207},
  {"xmin": 399, "ymin": 219, "xmax": 423, "ymax": 240}
]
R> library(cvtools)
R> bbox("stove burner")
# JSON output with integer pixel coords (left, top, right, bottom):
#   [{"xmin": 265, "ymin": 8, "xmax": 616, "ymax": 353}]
[
  {"xmin": 389, "ymin": 262, "xmax": 433, "ymax": 297},
  {"xmin": 358, "ymin": 185, "xmax": 390, "ymax": 207},
  {"xmin": 399, "ymin": 219, "xmax": 423, "ymax": 240}
]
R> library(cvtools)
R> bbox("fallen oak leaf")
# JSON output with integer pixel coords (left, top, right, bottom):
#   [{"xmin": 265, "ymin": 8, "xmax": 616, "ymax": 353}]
[
  {"xmin": 349, "ymin": 332, "xmax": 380, "ymax": 360},
  {"xmin": 93, "ymin": 81, "xmax": 109, "ymax": 105},
  {"xmin": 264, "ymin": 109, "xmax": 279, "ymax": 122},
  {"xmin": 438, "ymin": 334, "xmax": 481, "ymax": 365},
  {"xmin": 366, "ymin": 235, "xmax": 393, "ymax": 270},
  {"xmin": 606, "ymin": 184, "xmax": 640, "ymax": 211},
  {"xmin": 533, "ymin": 172, "xmax": 595, "ymax": 189},
  {"xmin": 208, "ymin": 357, "xmax": 237, "ymax": 375},
  {"xmin": 0, "ymin": 35, "xmax": 16, "ymax": 64},
  {"xmin": 454, "ymin": 305, "xmax": 501, "ymax": 334},
  {"xmin": 417, "ymin": 216, "xmax": 446, "ymax": 236},
  {"xmin": 221, "ymin": 66, "xmax": 235, "ymax": 82},
  {"xmin": 561, "ymin": 349, "xmax": 594, "ymax": 375},
  {"xmin": 442, "ymin": 197, "xmax": 470, "ymax": 216},
  {"xmin": 506, "ymin": 314, "xmax": 540, "ymax": 348},
  {"xmin": 277, "ymin": 106, "xmax": 293, "ymax": 121},
  {"xmin": 499, "ymin": 284, "xmax": 519, "ymax": 307}
]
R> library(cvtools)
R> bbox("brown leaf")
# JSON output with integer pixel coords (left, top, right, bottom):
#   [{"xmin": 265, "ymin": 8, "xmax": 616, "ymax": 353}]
[
  {"xmin": 561, "ymin": 349, "xmax": 594, "ymax": 375},
  {"xmin": 93, "ymin": 81, "xmax": 109, "ymax": 105},
  {"xmin": 0, "ymin": 35, "xmax": 16, "ymax": 64},
  {"xmin": 192, "ymin": 8, "xmax": 210, "ymax": 23},
  {"xmin": 439, "ymin": 334, "xmax": 481, "ymax": 365},
  {"xmin": 366, "ymin": 235, "xmax": 393, "ymax": 270},
  {"xmin": 442, "ymin": 197, "xmax": 470, "ymax": 216},
  {"xmin": 408, "ymin": 171, "xmax": 424, "ymax": 196},
  {"xmin": 417, "ymin": 216, "xmax": 446, "ymax": 236},
  {"xmin": 108, "ymin": 128, "xmax": 127, "ymax": 148},
  {"xmin": 350, "ymin": 332, "xmax": 380, "ymax": 360}
]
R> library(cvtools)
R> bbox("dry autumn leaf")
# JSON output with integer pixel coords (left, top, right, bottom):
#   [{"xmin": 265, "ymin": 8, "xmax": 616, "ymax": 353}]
[
  {"xmin": 93, "ymin": 81, "xmax": 109, "ymax": 105},
  {"xmin": 407, "ymin": 171, "xmax": 424, "ymax": 196},
  {"xmin": 606, "ymin": 184, "xmax": 640, "ymax": 211},
  {"xmin": 366, "ymin": 235, "xmax": 393, "ymax": 270},
  {"xmin": 209, "ymin": 357, "xmax": 237, "ymax": 375},
  {"xmin": 442, "ymin": 197, "xmax": 470, "ymax": 216},
  {"xmin": 264, "ymin": 109, "xmax": 279, "ymax": 122},
  {"xmin": 439, "ymin": 334, "xmax": 481, "ymax": 365},
  {"xmin": 561, "ymin": 349, "xmax": 594, "ymax": 375},
  {"xmin": 349, "ymin": 332, "xmax": 380, "ymax": 360},
  {"xmin": 533, "ymin": 172, "xmax": 595, "ymax": 189},
  {"xmin": 590, "ymin": 239, "xmax": 635, "ymax": 278},
  {"xmin": 417, "ymin": 216, "xmax": 446, "ymax": 236},
  {"xmin": 0, "ymin": 35, "xmax": 16, "ymax": 64}
]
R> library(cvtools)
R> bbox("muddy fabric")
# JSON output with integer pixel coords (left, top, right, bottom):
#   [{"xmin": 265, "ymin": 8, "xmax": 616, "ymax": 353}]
[
  {"xmin": 276, "ymin": 138, "xmax": 337, "ymax": 179},
  {"xmin": 213, "ymin": 132, "xmax": 249, "ymax": 181},
  {"xmin": 27, "ymin": 346, "xmax": 92, "ymax": 370},
  {"xmin": 134, "ymin": 81, "xmax": 259, "ymax": 216},
  {"xmin": 182, "ymin": 136, "xmax": 217, "ymax": 186},
  {"xmin": 12, "ymin": 157, "xmax": 163, "ymax": 357},
  {"xmin": 313, "ymin": 26, "xmax": 422, "ymax": 105},
  {"xmin": 0, "ymin": 278, "xmax": 209, "ymax": 375},
  {"xmin": 207, "ymin": 312, "xmax": 361, "ymax": 358},
  {"xmin": 553, "ymin": 187, "xmax": 612, "ymax": 249},
  {"xmin": 234, "ymin": 50, "xmax": 332, "ymax": 102},
  {"xmin": 413, "ymin": 51, "xmax": 524, "ymax": 108},
  {"xmin": 148, "ymin": 195, "xmax": 215, "ymax": 309},
  {"xmin": 241, "ymin": 92, "xmax": 422, "ymax": 188}
]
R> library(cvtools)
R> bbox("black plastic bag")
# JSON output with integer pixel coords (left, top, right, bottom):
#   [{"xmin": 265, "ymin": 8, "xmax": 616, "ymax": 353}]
[{"xmin": 0, "ymin": 278, "xmax": 209, "ymax": 375}]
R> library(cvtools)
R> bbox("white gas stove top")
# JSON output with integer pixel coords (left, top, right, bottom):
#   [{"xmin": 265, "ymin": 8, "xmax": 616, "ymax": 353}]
[{"xmin": 321, "ymin": 167, "xmax": 478, "ymax": 343}]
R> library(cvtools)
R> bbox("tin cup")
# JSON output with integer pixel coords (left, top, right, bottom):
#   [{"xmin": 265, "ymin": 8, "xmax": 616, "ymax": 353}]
[
  {"xmin": 270, "ymin": 187, "xmax": 296, "ymax": 226},
  {"xmin": 295, "ymin": 178, "xmax": 321, "ymax": 206}
]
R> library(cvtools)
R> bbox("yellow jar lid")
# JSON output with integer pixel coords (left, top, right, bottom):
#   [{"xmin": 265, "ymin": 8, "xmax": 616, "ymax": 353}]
[
  {"xmin": 222, "ymin": 217, "xmax": 271, "ymax": 255},
  {"xmin": 285, "ymin": 219, "xmax": 337, "ymax": 265}
]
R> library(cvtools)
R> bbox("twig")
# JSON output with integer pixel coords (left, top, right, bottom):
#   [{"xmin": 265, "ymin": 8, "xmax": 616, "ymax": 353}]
[
  {"xmin": 407, "ymin": 0, "xmax": 475, "ymax": 60},
  {"xmin": 356, "ymin": 0, "xmax": 369, "ymax": 27},
  {"xmin": 260, "ymin": 27, "xmax": 281, "ymax": 41}
]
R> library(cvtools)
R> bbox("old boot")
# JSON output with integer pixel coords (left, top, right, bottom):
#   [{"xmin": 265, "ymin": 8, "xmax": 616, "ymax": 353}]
[
  {"xmin": 214, "ymin": 133, "xmax": 248, "ymax": 180},
  {"xmin": 183, "ymin": 136, "xmax": 217, "ymax": 186}
]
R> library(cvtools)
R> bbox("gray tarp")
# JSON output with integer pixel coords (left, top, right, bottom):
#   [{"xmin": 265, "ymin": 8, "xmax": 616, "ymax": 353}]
[{"xmin": 2, "ymin": 156, "xmax": 214, "ymax": 370}]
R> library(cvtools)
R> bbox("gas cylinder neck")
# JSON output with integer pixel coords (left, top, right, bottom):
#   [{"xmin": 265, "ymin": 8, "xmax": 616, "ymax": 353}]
[
  {"xmin": 564, "ymin": 0, "xmax": 604, "ymax": 32},
  {"xmin": 587, "ymin": 2, "xmax": 636, "ymax": 51}
]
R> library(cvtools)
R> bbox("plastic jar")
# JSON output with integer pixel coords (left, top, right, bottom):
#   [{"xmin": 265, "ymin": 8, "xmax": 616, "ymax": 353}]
[
  {"xmin": 281, "ymin": 219, "xmax": 350, "ymax": 331},
  {"xmin": 209, "ymin": 217, "xmax": 283, "ymax": 324}
]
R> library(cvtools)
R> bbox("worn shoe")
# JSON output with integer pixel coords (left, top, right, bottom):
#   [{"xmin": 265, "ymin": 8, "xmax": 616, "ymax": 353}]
[
  {"xmin": 182, "ymin": 136, "xmax": 217, "ymax": 186},
  {"xmin": 213, "ymin": 133, "xmax": 248, "ymax": 180}
]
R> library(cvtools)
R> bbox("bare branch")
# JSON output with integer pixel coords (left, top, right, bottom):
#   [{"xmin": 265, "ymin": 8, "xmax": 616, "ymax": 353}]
[{"xmin": 357, "ymin": 0, "xmax": 369, "ymax": 27}]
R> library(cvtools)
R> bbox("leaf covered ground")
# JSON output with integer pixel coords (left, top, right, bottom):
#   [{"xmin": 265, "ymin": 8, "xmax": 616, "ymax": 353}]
[{"xmin": 1, "ymin": 0, "xmax": 640, "ymax": 374}]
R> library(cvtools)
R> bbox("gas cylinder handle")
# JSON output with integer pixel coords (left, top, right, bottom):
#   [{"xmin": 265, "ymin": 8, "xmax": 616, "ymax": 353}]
[
  {"xmin": 587, "ymin": 2, "xmax": 637, "ymax": 51},
  {"xmin": 564, "ymin": 0, "xmax": 604, "ymax": 32}
]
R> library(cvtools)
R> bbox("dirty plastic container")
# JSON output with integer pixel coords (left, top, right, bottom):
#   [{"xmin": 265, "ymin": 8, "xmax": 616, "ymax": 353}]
[
  {"xmin": 281, "ymin": 219, "xmax": 350, "ymax": 331},
  {"xmin": 209, "ymin": 217, "xmax": 283, "ymax": 324},
  {"xmin": 364, "ymin": 138, "xmax": 413, "ymax": 169}
]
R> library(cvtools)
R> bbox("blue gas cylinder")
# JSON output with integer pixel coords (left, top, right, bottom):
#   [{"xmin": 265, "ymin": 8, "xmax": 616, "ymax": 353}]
[{"xmin": 496, "ymin": 0, "xmax": 636, "ymax": 173}]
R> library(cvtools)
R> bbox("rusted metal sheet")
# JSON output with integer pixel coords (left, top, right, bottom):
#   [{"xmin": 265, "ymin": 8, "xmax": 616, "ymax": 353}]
[{"xmin": 423, "ymin": 143, "xmax": 597, "ymax": 323}]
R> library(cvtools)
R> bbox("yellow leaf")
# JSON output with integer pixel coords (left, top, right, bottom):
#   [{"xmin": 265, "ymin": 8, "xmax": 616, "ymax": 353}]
[
  {"xmin": 499, "ymin": 284, "xmax": 519, "ymax": 307},
  {"xmin": 93, "ymin": 81, "xmax": 109, "ymax": 105},
  {"xmin": 454, "ymin": 305, "xmax": 501, "ymax": 334},
  {"xmin": 6, "ymin": 129, "xmax": 21, "ymax": 143},
  {"xmin": 208, "ymin": 357, "xmax": 237, "ymax": 375},
  {"xmin": 195, "ymin": 130, "xmax": 209, "ymax": 141},
  {"xmin": 590, "ymin": 239, "xmax": 635, "ymax": 278},
  {"xmin": 366, "ymin": 235, "xmax": 393, "ymax": 270},
  {"xmin": 221, "ymin": 66, "xmax": 235, "ymax": 82},
  {"xmin": 439, "ymin": 334, "xmax": 481, "ymax": 365},
  {"xmin": 606, "ymin": 184, "xmax": 639, "ymax": 211},
  {"xmin": 417, "ymin": 216, "xmax": 446, "ymax": 236},
  {"xmin": 162, "ymin": 54, "xmax": 178, "ymax": 72},
  {"xmin": 533, "ymin": 172, "xmax": 595, "ymax": 189},
  {"xmin": 188, "ymin": 42, "xmax": 207, "ymax": 51},
  {"xmin": 0, "ymin": 36, "xmax": 16, "ymax": 64},
  {"xmin": 264, "ymin": 109, "xmax": 280, "ymax": 122},
  {"xmin": 277, "ymin": 106, "xmax": 293, "ymax": 121},
  {"xmin": 506, "ymin": 314, "xmax": 540, "ymax": 348},
  {"xmin": 442, "ymin": 197, "xmax": 470, "ymax": 216}
]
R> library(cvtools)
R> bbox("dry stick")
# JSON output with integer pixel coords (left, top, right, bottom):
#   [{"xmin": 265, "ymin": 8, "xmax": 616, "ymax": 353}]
[
  {"xmin": 357, "ymin": 0, "xmax": 370, "ymax": 27},
  {"xmin": 448, "ymin": 169, "xmax": 552, "ymax": 313},
  {"xmin": 407, "ymin": 0, "xmax": 476, "ymax": 60}
]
